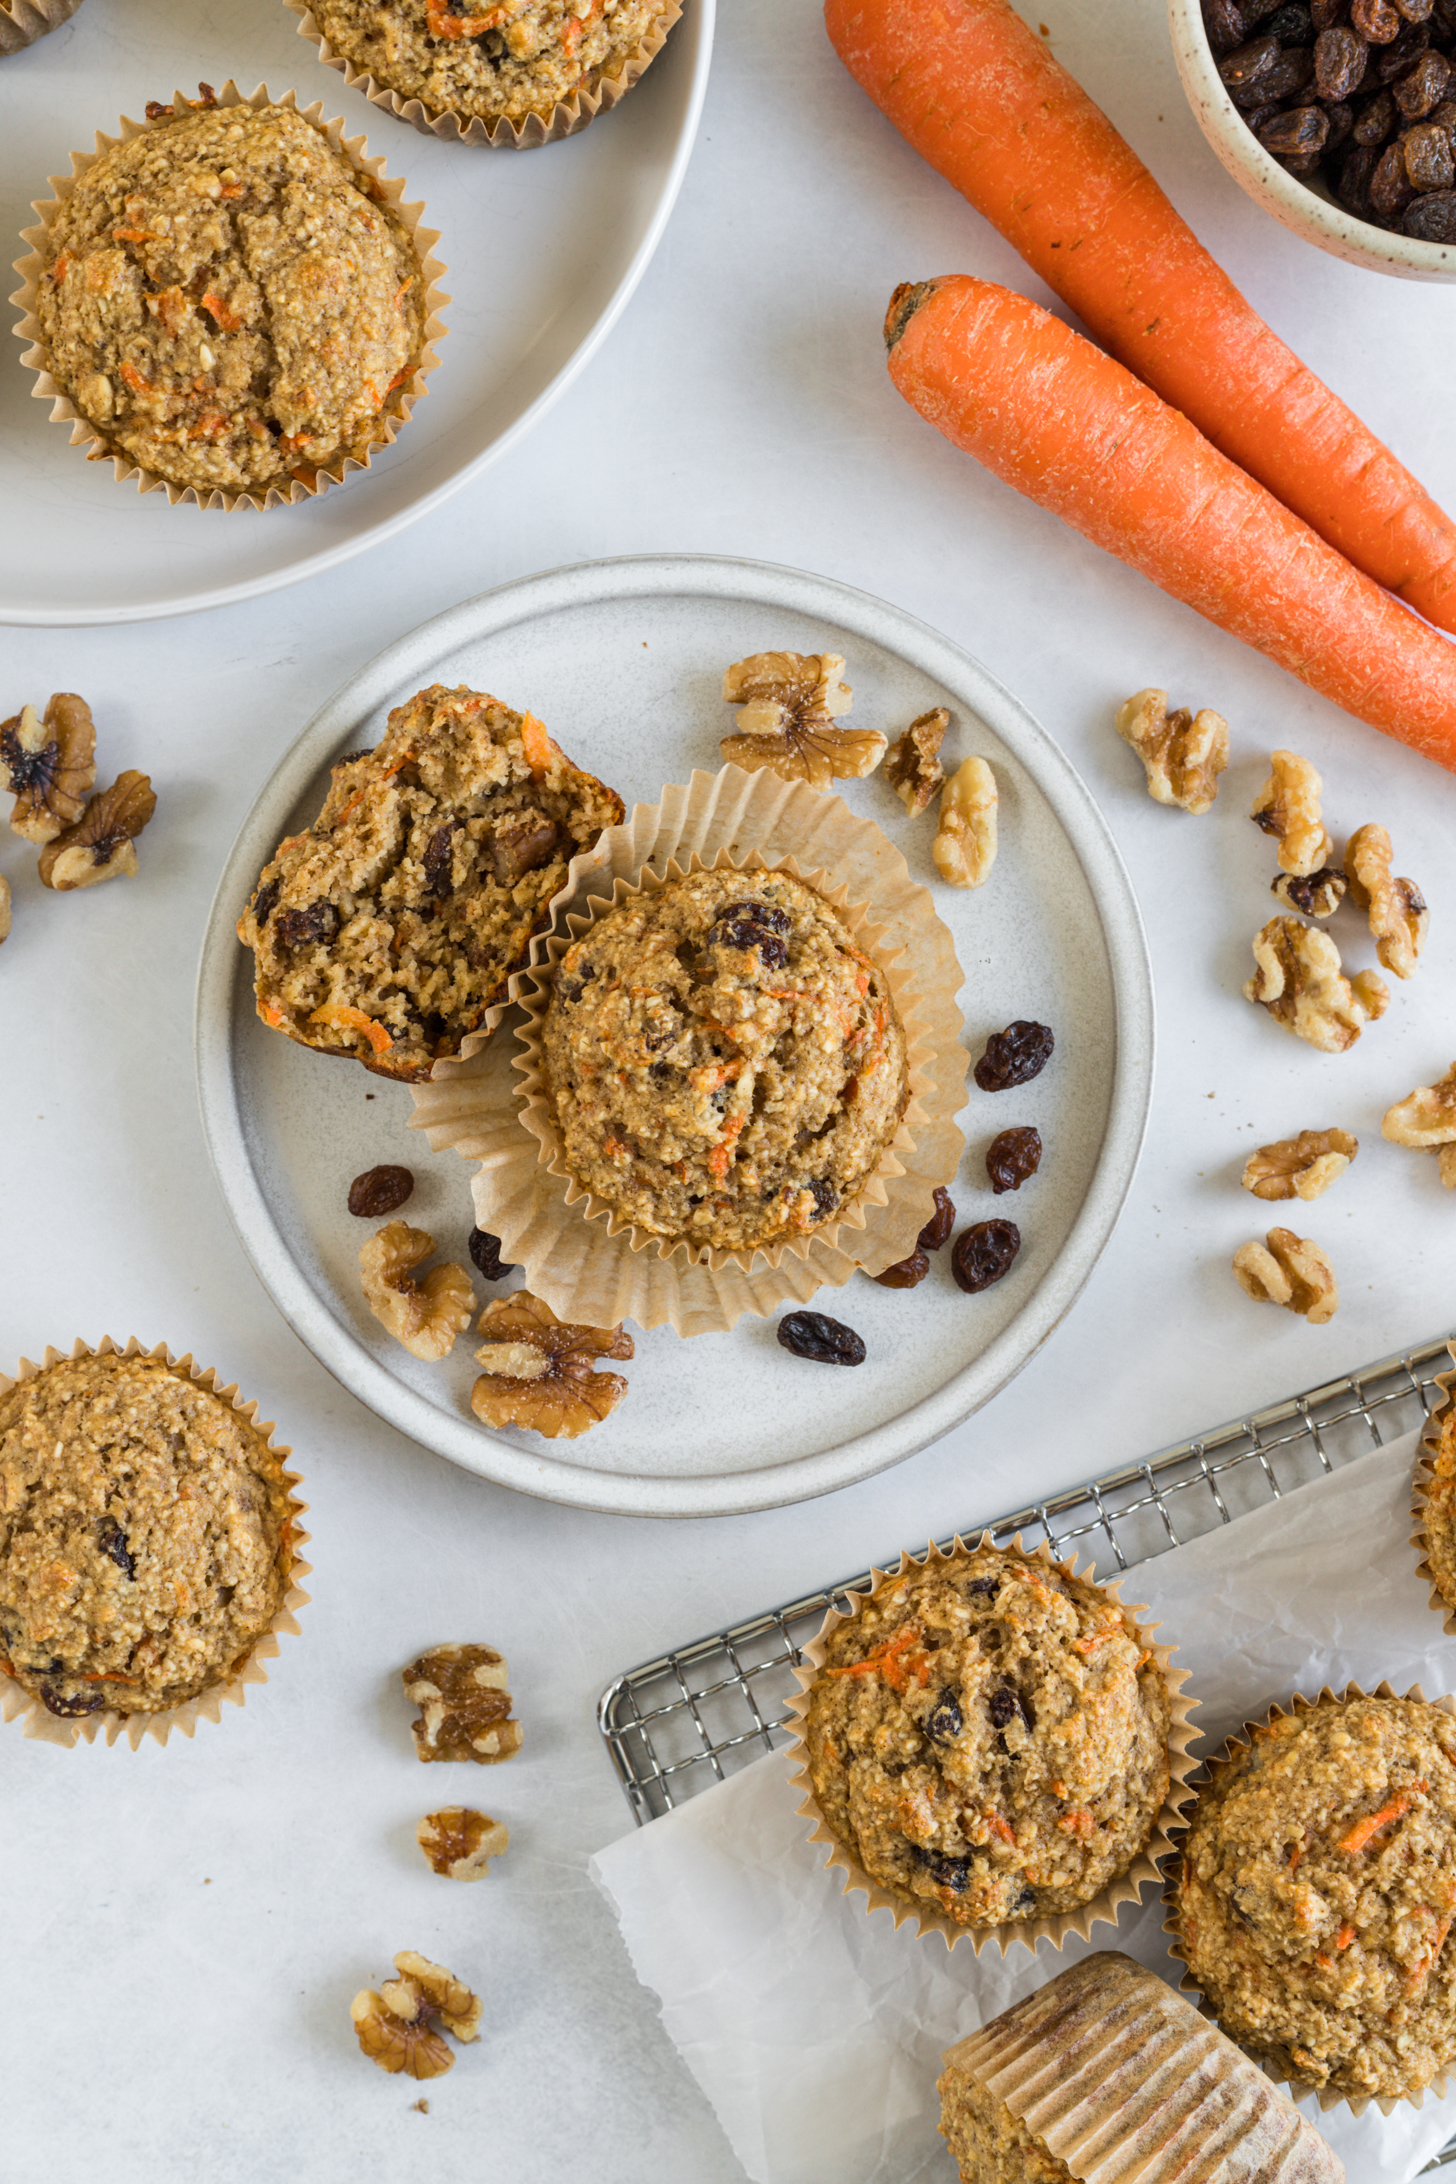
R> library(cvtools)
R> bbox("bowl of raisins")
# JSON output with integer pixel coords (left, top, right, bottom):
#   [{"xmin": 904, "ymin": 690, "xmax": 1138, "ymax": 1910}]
[{"xmin": 1170, "ymin": 0, "xmax": 1456, "ymax": 275}]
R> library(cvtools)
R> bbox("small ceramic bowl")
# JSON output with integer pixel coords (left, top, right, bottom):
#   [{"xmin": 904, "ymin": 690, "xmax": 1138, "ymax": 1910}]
[{"xmin": 1167, "ymin": 0, "xmax": 1456, "ymax": 280}]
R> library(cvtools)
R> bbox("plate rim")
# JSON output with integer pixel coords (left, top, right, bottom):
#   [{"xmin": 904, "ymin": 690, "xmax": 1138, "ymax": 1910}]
[
  {"xmin": 194, "ymin": 551, "xmax": 1156, "ymax": 1517},
  {"xmin": 0, "ymin": 0, "xmax": 715, "ymax": 629}
]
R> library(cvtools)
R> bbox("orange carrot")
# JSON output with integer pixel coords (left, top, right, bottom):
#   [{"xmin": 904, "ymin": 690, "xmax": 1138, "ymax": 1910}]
[
  {"xmin": 886, "ymin": 279, "xmax": 1456, "ymax": 772},
  {"xmin": 825, "ymin": 1624, "xmax": 931, "ymax": 1692},
  {"xmin": 986, "ymin": 1812, "xmax": 1016, "ymax": 1845},
  {"xmin": 520, "ymin": 712, "xmax": 561, "ymax": 776},
  {"xmin": 1338, "ymin": 1780, "xmax": 1427, "ymax": 1855},
  {"xmin": 309, "ymin": 1003, "xmax": 393, "ymax": 1056},
  {"xmin": 1057, "ymin": 1807, "xmax": 1095, "ymax": 1838},
  {"xmin": 826, "ymin": 0, "xmax": 1456, "ymax": 634}
]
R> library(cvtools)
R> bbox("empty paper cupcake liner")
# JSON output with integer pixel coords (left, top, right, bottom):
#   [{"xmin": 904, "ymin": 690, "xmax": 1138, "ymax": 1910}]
[
  {"xmin": 0, "ymin": 0, "xmax": 83, "ymax": 55},
  {"xmin": 1412, "ymin": 1348, "xmax": 1456, "ymax": 1636}
]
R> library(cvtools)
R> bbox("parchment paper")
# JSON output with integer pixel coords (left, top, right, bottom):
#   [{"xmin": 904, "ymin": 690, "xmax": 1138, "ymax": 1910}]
[{"xmin": 591, "ymin": 1429, "xmax": 1456, "ymax": 2183}]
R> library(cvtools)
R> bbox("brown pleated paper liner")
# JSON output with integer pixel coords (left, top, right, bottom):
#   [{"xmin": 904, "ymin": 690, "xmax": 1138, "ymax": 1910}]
[
  {"xmin": 1164, "ymin": 1680, "xmax": 1456, "ymax": 2116},
  {"xmin": 1412, "ymin": 1348, "xmax": 1456, "ymax": 1636},
  {"xmin": 0, "ymin": 1336, "xmax": 310, "ymax": 1750},
  {"xmin": 938, "ymin": 1950, "xmax": 1343, "ymax": 2184},
  {"xmin": 782, "ymin": 1533, "xmax": 1198, "ymax": 1958},
  {"xmin": 285, "ymin": 0, "xmax": 682, "ymax": 149},
  {"xmin": 408, "ymin": 764, "xmax": 968, "ymax": 1336},
  {"xmin": 10, "ymin": 80, "xmax": 448, "ymax": 510},
  {"xmin": 0, "ymin": 0, "xmax": 83, "ymax": 55}
]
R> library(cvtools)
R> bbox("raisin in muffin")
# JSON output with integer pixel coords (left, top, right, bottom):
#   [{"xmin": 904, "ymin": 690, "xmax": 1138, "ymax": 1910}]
[
  {"xmin": 238, "ymin": 684, "xmax": 623, "ymax": 1081},
  {"xmin": 804, "ymin": 1542, "xmax": 1173, "ymax": 1929},
  {"xmin": 539, "ymin": 868, "xmax": 908, "ymax": 1255},
  {"xmin": 33, "ymin": 94, "xmax": 427, "ymax": 500},
  {"xmin": 1173, "ymin": 1690, "xmax": 1456, "ymax": 2102},
  {"xmin": 0, "ymin": 1352, "xmax": 296, "ymax": 1722}
]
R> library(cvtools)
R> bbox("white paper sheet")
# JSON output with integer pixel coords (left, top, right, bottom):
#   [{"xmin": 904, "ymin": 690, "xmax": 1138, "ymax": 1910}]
[{"xmin": 592, "ymin": 1429, "xmax": 1456, "ymax": 2183}]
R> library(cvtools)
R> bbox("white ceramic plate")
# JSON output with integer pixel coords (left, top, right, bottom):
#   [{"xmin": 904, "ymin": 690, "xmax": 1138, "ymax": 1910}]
[
  {"xmin": 0, "ymin": 0, "xmax": 713, "ymax": 625},
  {"xmin": 195, "ymin": 555, "xmax": 1155, "ymax": 1516}
]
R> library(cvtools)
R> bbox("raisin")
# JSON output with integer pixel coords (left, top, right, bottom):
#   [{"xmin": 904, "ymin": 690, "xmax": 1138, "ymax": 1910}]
[
  {"xmin": 1261, "ymin": 100, "xmax": 1332, "ymax": 151},
  {"xmin": 1312, "ymin": 0, "xmax": 1350, "ymax": 24},
  {"xmin": 1220, "ymin": 30, "xmax": 1282, "ymax": 77},
  {"xmin": 1316, "ymin": 21, "xmax": 1371, "ymax": 91},
  {"xmin": 1354, "ymin": 85, "xmax": 1399, "ymax": 137},
  {"xmin": 952, "ymin": 1220, "xmax": 1022, "ymax": 1293},
  {"xmin": 1395, "ymin": 43, "xmax": 1451, "ymax": 105},
  {"xmin": 809, "ymin": 1177, "xmax": 839, "ymax": 1221},
  {"xmin": 1261, "ymin": 42, "xmax": 1318, "ymax": 90},
  {"xmin": 1267, "ymin": 0, "xmax": 1315, "ymax": 32},
  {"xmin": 1376, "ymin": 17, "xmax": 1432, "ymax": 72},
  {"xmin": 1404, "ymin": 114, "xmax": 1456, "ymax": 177},
  {"xmin": 1404, "ymin": 181, "xmax": 1456, "ymax": 226},
  {"xmin": 974, "ymin": 1021, "xmax": 1055, "ymax": 1091},
  {"xmin": 985, "ymin": 1126, "xmax": 1043, "ymax": 1194},
  {"xmin": 926, "ymin": 1689, "xmax": 963, "ymax": 1742},
  {"xmin": 347, "ymin": 1164, "xmax": 414, "ymax": 1218},
  {"xmin": 333, "ymin": 748, "xmax": 374, "ymax": 767},
  {"xmin": 97, "ymin": 1517, "xmax": 135, "ymax": 1581},
  {"xmin": 917, "ymin": 1185, "xmax": 956, "ymax": 1251},
  {"xmin": 1324, "ymin": 98, "xmax": 1357, "ymax": 148},
  {"xmin": 966, "ymin": 1575, "xmax": 999, "ymax": 1598},
  {"xmin": 1354, "ymin": 0, "xmax": 1402, "ymax": 33},
  {"xmin": 250, "ymin": 877, "xmax": 280, "ymax": 929},
  {"xmin": 909, "ymin": 1845, "xmax": 973, "ymax": 1890},
  {"xmin": 422, "ymin": 820, "xmax": 460, "ymax": 899},
  {"xmin": 40, "ymin": 1683, "xmax": 104, "ymax": 1718},
  {"xmin": 1339, "ymin": 139, "xmax": 1381, "ymax": 204},
  {"xmin": 777, "ymin": 1310, "xmax": 866, "ymax": 1365},
  {"xmin": 274, "ymin": 900, "xmax": 338, "ymax": 950},
  {"xmin": 1206, "ymin": 0, "xmax": 1251, "ymax": 46},
  {"xmin": 468, "ymin": 1228, "xmax": 514, "ymax": 1281},
  {"xmin": 873, "ymin": 1248, "xmax": 930, "ymax": 1288},
  {"xmin": 1015, "ymin": 1885, "xmax": 1038, "ymax": 1911},
  {"xmin": 709, "ymin": 915, "xmax": 788, "ymax": 967},
  {"xmin": 1371, "ymin": 133, "xmax": 1418, "ymax": 206},
  {"xmin": 989, "ymin": 1683, "xmax": 1036, "ymax": 1731}
]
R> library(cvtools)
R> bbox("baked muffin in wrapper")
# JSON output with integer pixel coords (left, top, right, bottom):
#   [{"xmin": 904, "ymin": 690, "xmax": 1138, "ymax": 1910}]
[
  {"xmin": 1165, "ymin": 1681, "xmax": 1456, "ymax": 2114},
  {"xmin": 0, "ymin": 1337, "xmax": 310, "ymax": 1750},
  {"xmin": 1412, "ymin": 1347, "xmax": 1456, "ymax": 1635},
  {"xmin": 10, "ymin": 81, "xmax": 447, "ymax": 511},
  {"xmin": 408, "ymin": 764, "xmax": 968, "ymax": 1336},
  {"xmin": 781, "ymin": 1533, "xmax": 1198, "ymax": 1957},
  {"xmin": 938, "ymin": 1950, "xmax": 1343, "ymax": 2184},
  {"xmin": 286, "ymin": 0, "xmax": 682, "ymax": 150},
  {"xmin": 0, "ymin": 0, "xmax": 83, "ymax": 55}
]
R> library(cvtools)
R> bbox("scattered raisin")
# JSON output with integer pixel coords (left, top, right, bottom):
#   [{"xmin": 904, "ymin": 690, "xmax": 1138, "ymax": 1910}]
[
  {"xmin": 1316, "ymin": 21, "xmax": 1371, "ymax": 90},
  {"xmin": 974, "ymin": 1021, "xmax": 1055, "ymax": 1092},
  {"xmin": 989, "ymin": 1683, "xmax": 1036, "ymax": 1731},
  {"xmin": 917, "ymin": 1185, "xmax": 956, "ymax": 1251},
  {"xmin": 966, "ymin": 1575, "xmax": 999, "ymax": 1598},
  {"xmin": 250, "ymin": 877, "xmax": 280, "ymax": 929},
  {"xmin": 1015, "ymin": 1885, "xmax": 1038, "ymax": 1911},
  {"xmin": 872, "ymin": 1249, "xmax": 930, "ymax": 1288},
  {"xmin": 97, "ymin": 1517, "xmax": 135, "ymax": 1581},
  {"xmin": 985, "ymin": 1126, "xmax": 1043, "ymax": 1194},
  {"xmin": 468, "ymin": 1228, "xmax": 514, "ymax": 1281},
  {"xmin": 776, "ymin": 1310, "xmax": 866, "ymax": 1365},
  {"xmin": 809, "ymin": 1177, "xmax": 839, "ymax": 1222},
  {"xmin": 909, "ymin": 1845, "xmax": 973, "ymax": 1890},
  {"xmin": 348, "ymin": 1165, "xmax": 415, "ymax": 1218},
  {"xmin": 423, "ymin": 821, "xmax": 460, "ymax": 899},
  {"xmin": 39, "ymin": 1683, "xmax": 104, "ymax": 1718},
  {"xmin": 926, "ymin": 1689, "xmax": 964, "ymax": 1742},
  {"xmin": 274, "ymin": 901, "xmax": 338, "ymax": 950},
  {"xmin": 951, "ymin": 1220, "xmax": 1022, "ymax": 1293},
  {"xmin": 709, "ymin": 900, "xmax": 792, "ymax": 970}
]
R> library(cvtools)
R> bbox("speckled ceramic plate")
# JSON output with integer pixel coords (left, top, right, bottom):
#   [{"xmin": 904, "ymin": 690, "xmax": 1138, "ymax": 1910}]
[{"xmin": 195, "ymin": 555, "xmax": 1154, "ymax": 1516}]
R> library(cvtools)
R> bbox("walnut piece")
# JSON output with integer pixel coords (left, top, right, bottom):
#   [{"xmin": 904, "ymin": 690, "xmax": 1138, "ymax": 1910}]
[
  {"xmin": 471, "ymin": 1289, "xmax": 633, "ymax": 1439},
  {"xmin": 0, "ymin": 875, "xmax": 9, "ymax": 946},
  {"xmin": 933, "ymin": 756, "xmax": 997, "ymax": 888},
  {"xmin": 1114, "ymin": 687, "xmax": 1228, "ymax": 814},
  {"xmin": 351, "ymin": 1952, "xmax": 482, "ymax": 2079},
  {"xmin": 0, "ymin": 694, "xmax": 96, "ymax": 843},
  {"xmin": 1383, "ymin": 1062, "xmax": 1456, "ymax": 1189},
  {"xmin": 1243, "ymin": 917, "xmax": 1387, "ymax": 1052},
  {"xmin": 1345, "ymin": 823, "xmax": 1428, "ymax": 981},
  {"xmin": 37, "ymin": 769, "xmax": 156, "ymax": 891},
  {"xmin": 390, "ymin": 1953, "xmax": 483, "ymax": 2042},
  {"xmin": 1271, "ymin": 866, "xmax": 1346, "ymax": 919},
  {"xmin": 359, "ymin": 1222, "xmax": 474, "ymax": 1361},
  {"xmin": 1251, "ymin": 751, "xmax": 1333, "ymax": 877},
  {"xmin": 1232, "ymin": 1228, "xmax": 1339, "ymax": 1323},
  {"xmin": 1242, "ymin": 1127, "xmax": 1358, "ymax": 1202},
  {"xmin": 403, "ymin": 1642, "xmax": 524, "ymax": 1764},
  {"xmin": 884, "ymin": 707, "xmax": 947, "ymax": 814},
  {"xmin": 720, "ymin": 651, "xmax": 886, "ymax": 789},
  {"xmin": 417, "ymin": 1806, "xmax": 510, "ymax": 1880}
]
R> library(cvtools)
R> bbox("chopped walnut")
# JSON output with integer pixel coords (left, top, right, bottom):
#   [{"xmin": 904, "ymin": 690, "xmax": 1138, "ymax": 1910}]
[
  {"xmin": 1345, "ymin": 823, "xmax": 1428, "ymax": 981},
  {"xmin": 1383, "ymin": 1063, "xmax": 1456, "ymax": 1189},
  {"xmin": 403, "ymin": 1642, "xmax": 524, "ymax": 1764},
  {"xmin": 933, "ymin": 756, "xmax": 997, "ymax": 888},
  {"xmin": 471, "ymin": 1289, "xmax": 632, "ymax": 1439},
  {"xmin": 351, "ymin": 1952, "xmax": 482, "ymax": 2079},
  {"xmin": 884, "ymin": 708, "xmax": 947, "ymax": 814},
  {"xmin": 0, "ymin": 694, "xmax": 96, "ymax": 843},
  {"xmin": 1242, "ymin": 1128, "xmax": 1358, "ymax": 1202},
  {"xmin": 389, "ymin": 1953, "xmax": 483, "ymax": 2043},
  {"xmin": 359, "ymin": 1222, "xmax": 474, "ymax": 1361},
  {"xmin": 1251, "ymin": 751, "xmax": 1332, "ymax": 877},
  {"xmin": 1271, "ymin": 866, "xmax": 1346, "ymax": 920},
  {"xmin": 37, "ymin": 770, "xmax": 156, "ymax": 891},
  {"xmin": 1243, "ymin": 918, "xmax": 1387, "ymax": 1052},
  {"xmin": 417, "ymin": 1807, "xmax": 510, "ymax": 1880},
  {"xmin": 0, "ymin": 876, "xmax": 9, "ymax": 946},
  {"xmin": 720, "ymin": 651, "xmax": 886, "ymax": 789},
  {"xmin": 1114, "ymin": 688, "xmax": 1228, "ymax": 814},
  {"xmin": 1232, "ymin": 1228, "xmax": 1338, "ymax": 1324}
]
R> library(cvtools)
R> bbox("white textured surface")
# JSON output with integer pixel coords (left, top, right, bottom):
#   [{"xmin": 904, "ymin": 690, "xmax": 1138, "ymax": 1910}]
[{"xmin": 3, "ymin": 0, "xmax": 1456, "ymax": 2177}]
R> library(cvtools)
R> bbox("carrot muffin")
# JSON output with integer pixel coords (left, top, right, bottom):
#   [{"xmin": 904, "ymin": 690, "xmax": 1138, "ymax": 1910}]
[
  {"xmin": 0, "ymin": 1353, "xmax": 294, "ymax": 1720},
  {"xmin": 34, "ymin": 95, "xmax": 425, "ymax": 499},
  {"xmin": 1418, "ymin": 1387, "xmax": 1456, "ymax": 1620},
  {"xmin": 540, "ymin": 868, "xmax": 908, "ymax": 1255},
  {"xmin": 1175, "ymin": 1692, "xmax": 1456, "ymax": 2101},
  {"xmin": 938, "ymin": 1952, "xmax": 1344, "ymax": 2184},
  {"xmin": 804, "ymin": 1543, "xmax": 1172, "ymax": 1929},
  {"xmin": 239, "ymin": 684, "xmax": 623, "ymax": 1081},
  {"xmin": 310, "ymin": 0, "xmax": 670, "ymax": 130}
]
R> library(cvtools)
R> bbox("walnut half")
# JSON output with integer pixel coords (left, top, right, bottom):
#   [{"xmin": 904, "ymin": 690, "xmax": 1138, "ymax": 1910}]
[
  {"xmin": 884, "ymin": 708, "xmax": 947, "ymax": 814},
  {"xmin": 1345, "ymin": 823, "xmax": 1428, "ymax": 981},
  {"xmin": 359, "ymin": 1222, "xmax": 474, "ymax": 1361},
  {"xmin": 720, "ymin": 651, "xmax": 886, "ymax": 789},
  {"xmin": 351, "ymin": 1952, "xmax": 483, "ymax": 2080},
  {"xmin": 403, "ymin": 1642, "xmax": 523, "ymax": 1764},
  {"xmin": 1383, "ymin": 1062, "xmax": 1456, "ymax": 1189},
  {"xmin": 417, "ymin": 1807, "xmax": 510, "ymax": 1881},
  {"xmin": 1271, "ymin": 867, "xmax": 1346, "ymax": 920},
  {"xmin": 1114, "ymin": 687, "xmax": 1228, "ymax": 814},
  {"xmin": 471, "ymin": 1289, "xmax": 632, "ymax": 1438},
  {"xmin": 1251, "ymin": 751, "xmax": 1332, "ymax": 877},
  {"xmin": 0, "ymin": 694, "xmax": 96, "ymax": 843},
  {"xmin": 933, "ymin": 756, "xmax": 997, "ymax": 888},
  {"xmin": 1243, "ymin": 918, "xmax": 1387, "ymax": 1052},
  {"xmin": 1242, "ymin": 1128, "xmax": 1357, "ymax": 1202},
  {"xmin": 1232, "ymin": 1229, "xmax": 1338, "ymax": 1323},
  {"xmin": 37, "ymin": 770, "xmax": 155, "ymax": 891}
]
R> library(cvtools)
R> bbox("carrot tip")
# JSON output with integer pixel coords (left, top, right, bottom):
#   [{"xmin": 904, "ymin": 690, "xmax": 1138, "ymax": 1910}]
[{"xmin": 884, "ymin": 281, "xmax": 940, "ymax": 352}]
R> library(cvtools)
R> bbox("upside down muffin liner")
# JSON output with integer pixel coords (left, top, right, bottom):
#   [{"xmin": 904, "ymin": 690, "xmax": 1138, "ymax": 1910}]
[
  {"xmin": 10, "ymin": 80, "xmax": 449, "ymax": 512},
  {"xmin": 0, "ymin": 1335, "xmax": 311, "ymax": 1750},
  {"xmin": 407, "ymin": 763, "xmax": 969, "ymax": 1335},
  {"xmin": 1412, "ymin": 1348, "xmax": 1456, "ymax": 1636},
  {"xmin": 0, "ymin": 0, "xmax": 83, "ymax": 56},
  {"xmin": 1162, "ymin": 1679, "xmax": 1456, "ymax": 2117},
  {"xmin": 285, "ymin": 0, "xmax": 682, "ymax": 150},
  {"xmin": 781, "ymin": 1533, "xmax": 1198, "ymax": 1958},
  {"xmin": 938, "ymin": 1950, "xmax": 1343, "ymax": 2184}
]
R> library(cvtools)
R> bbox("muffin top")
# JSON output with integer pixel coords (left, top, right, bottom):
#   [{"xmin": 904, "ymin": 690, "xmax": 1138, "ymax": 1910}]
[
  {"xmin": 36, "ymin": 98, "xmax": 424, "ymax": 498},
  {"xmin": 1420, "ymin": 1392, "xmax": 1456, "ymax": 1615},
  {"xmin": 0, "ymin": 1353, "xmax": 294, "ymax": 1720},
  {"xmin": 1177, "ymin": 1693, "xmax": 1456, "ymax": 2100},
  {"xmin": 312, "ymin": 0, "xmax": 667, "ymax": 127},
  {"xmin": 804, "ymin": 1544, "xmax": 1172, "ymax": 1928},
  {"xmin": 540, "ymin": 868, "xmax": 909, "ymax": 1255}
]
